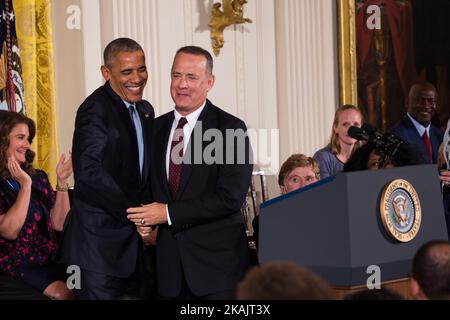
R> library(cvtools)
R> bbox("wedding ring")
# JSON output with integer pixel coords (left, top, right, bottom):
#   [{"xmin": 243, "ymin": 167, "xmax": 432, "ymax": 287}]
[{"xmin": 140, "ymin": 218, "xmax": 146, "ymax": 225}]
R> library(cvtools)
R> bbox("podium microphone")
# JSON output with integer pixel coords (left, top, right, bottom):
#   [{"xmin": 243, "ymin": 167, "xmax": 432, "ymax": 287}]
[
  {"xmin": 347, "ymin": 124, "xmax": 404, "ymax": 160},
  {"xmin": 347, "ymin": 124, "xmax": 380, "ymax": 142}
]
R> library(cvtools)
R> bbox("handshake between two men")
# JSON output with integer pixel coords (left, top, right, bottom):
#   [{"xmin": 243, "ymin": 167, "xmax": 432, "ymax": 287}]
[{"xmin": 127, "ymin": 202, "xmax": 167, "ymax": 245}]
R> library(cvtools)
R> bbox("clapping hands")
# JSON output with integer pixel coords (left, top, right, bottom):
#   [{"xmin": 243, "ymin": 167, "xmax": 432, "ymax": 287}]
[{"xmin": 56, "ymin": 152, "xmax": 73, "ymax": 185}]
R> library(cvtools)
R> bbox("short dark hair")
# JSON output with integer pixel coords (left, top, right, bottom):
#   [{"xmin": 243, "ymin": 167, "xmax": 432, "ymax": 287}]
[
  {"xmin": 343, "ymin": 143, "xmax": 380, "ymax": 172},
  {"xmin": 103, "ymin": 37, "xmax": 144, "ymax": 68},
  {"xmin": 411, "ymin": 240, "xmax": 450, "ymax": 299},
  {"xmin": 0, "ymin": 110, "xmax": 36, "ymax": 179},
  {"xmin": 237, "ymin": 262, "xmax": 335, "ymax": 300},
  {"xmin": 408, "ymin": 81, "xmax": 438, "ymax": 106},
  {"xmin": 174, "ymin": 46, "xmax": 213, "ymax": 75}
]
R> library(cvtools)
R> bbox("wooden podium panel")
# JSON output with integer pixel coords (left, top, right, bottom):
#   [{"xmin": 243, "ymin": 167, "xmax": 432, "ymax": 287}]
[{"xmin": 334, "ymin": 278, "xmax": 412, "ymax": 299}]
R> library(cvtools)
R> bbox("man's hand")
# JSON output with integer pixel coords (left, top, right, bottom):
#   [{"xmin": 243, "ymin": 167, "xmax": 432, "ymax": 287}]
[
  {"xmin": 137, "ymin": 225, "xmax": 158, "ymax": 246},
  {"xmin": 127, "ymin": 202, "xmax": 168, "ymax": 226}
]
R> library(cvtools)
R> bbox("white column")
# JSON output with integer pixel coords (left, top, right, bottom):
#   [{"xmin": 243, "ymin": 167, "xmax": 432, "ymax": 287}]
[
  {"xmin": 99, "ymin": 0, "xmax": 280, "ymax": 174},
  {"xmin": 275, "ymin": 0, "xmax": 338, "ymax": 161},
  {"xmin": 81, "ymin": 0, "xmax": 103, "ymax": 96}
]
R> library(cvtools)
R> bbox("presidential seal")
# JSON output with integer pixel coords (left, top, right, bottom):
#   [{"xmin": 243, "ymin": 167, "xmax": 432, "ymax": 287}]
[{"xmin": 379, "ymin": 179, "xmax": 421, "ymax": 242}]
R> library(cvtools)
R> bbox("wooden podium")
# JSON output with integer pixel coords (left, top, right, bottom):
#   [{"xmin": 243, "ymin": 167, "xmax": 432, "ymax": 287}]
[
  {"xmin": 258, "ymin": 165, "xmax": 448, "ymax": 296},
  {"xmin": 333, "ymin": 278, "xmax": 412, "ymax": 299}
]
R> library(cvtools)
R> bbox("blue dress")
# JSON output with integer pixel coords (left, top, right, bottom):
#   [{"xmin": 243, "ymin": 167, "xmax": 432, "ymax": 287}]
[
  {"xmin": 313, "ymin": 147, "xmax": 344, "ymax": 179},
  {"xmin": 0, "ymin": 170, "xmax": 66, "ymax": 292}
]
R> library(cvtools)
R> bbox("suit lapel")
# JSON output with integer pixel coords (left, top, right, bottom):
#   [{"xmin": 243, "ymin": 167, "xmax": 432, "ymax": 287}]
[
  {"xmin": 159, "ymin": 113, "xmax": 174, "ymax": 199},
  {"xmin": 403, "ymin": 116, "xmax": 428, "ymax": 159},
  {"xmin": 406, "ymin": 117, "xmax": 421, "ymax": 142},
  {"xmin": 403, "ymin": 116, "xmax": 441, "ymax": 163},
  {"xmin": 136, "ymin": 101, "xmax": 154, "ymax": 185},
  {"xmin": 105, "ymin": 82, "xmax": 152, "ymax": 183},
  {"xmin": 430, "ymin": 125, "xmax": 443, "ymax": 163},
  {"xmin": 105, "ymin": 82, "xmax": 139, "ymax": 153}
]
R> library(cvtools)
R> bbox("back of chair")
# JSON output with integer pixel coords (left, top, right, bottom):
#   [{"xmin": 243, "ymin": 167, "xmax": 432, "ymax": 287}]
[{"xmin": 241, "ymin": 169, "xmax": 270, "ymax": 240}]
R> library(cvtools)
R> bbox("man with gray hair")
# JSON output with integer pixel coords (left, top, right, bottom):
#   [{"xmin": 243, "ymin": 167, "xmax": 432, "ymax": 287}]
[{"xmin": 127, "ymin": 46, "xmax": 253, "ymax": 299}]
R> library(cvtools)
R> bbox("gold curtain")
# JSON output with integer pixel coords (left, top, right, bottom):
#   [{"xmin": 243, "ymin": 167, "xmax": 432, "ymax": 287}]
[{"xmin": 14, "ymin": 0, "xmax": 58, "ymax": 185}]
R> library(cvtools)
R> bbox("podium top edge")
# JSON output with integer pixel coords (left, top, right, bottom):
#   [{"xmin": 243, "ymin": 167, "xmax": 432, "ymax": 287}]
[{"xmin": 260, "ymin": 175, "xmax": 336, "ymax": 209}]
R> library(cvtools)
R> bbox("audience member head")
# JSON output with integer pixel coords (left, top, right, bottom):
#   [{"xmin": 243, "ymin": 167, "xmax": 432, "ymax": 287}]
[
  {"xmin": 411, "ymin": 240, "xmax": 450, "ymax": 300},
  {"xmin": 237, "ymin": 261, "xmax": 336, "ymax": 300},
  {"xmin": 343, "ymin": 288, "xmax": 404, "ymax": 300},
  {"xmin": 343, "ymin": 143, "xmax": 384, "ymax": 172},
  {"xmin": 278, "ymin": 154, "xmax": 320, "ymax": 194},
  {"xmin": 407, "ymin": 82, "xmax": 438, "ymax": 127},
  {"xmin": 343, "ymin": 138, "xmax": 422, "ymax": 172},
  {"xmin": 0, "ymin": 110, "xmax": 36, "ymax": 179},
  {"xmin": 101, "ymin": 37, "xmax": 147, "ymax": 103},
  {"xmin": 328, "ymin": 104, "xmax": 362, "ymax": 155}
]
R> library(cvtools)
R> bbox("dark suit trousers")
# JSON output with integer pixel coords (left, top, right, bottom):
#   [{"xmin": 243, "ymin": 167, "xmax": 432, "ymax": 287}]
[
  {"xmin": 160, "ymin": 265, "xmax": 235, "ymax": 300},
  {"xmin": 74, "ymin": 251, "xmax": 154, "ymax": 300}
]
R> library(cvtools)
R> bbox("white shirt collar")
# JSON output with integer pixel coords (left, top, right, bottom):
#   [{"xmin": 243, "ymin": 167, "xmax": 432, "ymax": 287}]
[
  {"xmin": 123, "ymin": 100, "xmax": 135, "ymax": 109},
  {"xmin": 407, "ymin": 112, "xmax": 430, "ymax": 136},
  {"xmin": 173, "ymin": 101, "xmax": 206, "ymax": 128}
]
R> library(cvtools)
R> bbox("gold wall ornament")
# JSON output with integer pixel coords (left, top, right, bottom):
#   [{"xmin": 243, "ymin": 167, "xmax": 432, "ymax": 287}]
[{"xmin": 209, "ymin": 0, "xmax": 252, "ymax": 56}]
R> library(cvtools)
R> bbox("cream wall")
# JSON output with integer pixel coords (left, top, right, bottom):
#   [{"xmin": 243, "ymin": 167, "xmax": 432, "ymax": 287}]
[
  {"xmin": 52, "ymin": 0, "xmax": 339, "ymax": 182},
  {"xmin": 52, "ymin": 0, "xmax": 84, "ymax": 156}
]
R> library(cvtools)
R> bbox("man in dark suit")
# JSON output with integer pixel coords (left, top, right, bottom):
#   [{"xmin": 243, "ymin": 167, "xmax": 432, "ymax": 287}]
[
  {"xmin": 127, "ymin": 46, "xmax": 252, "ymax": 299},
  {"xmin": 391, "ymin": 82, "xmax": 443, "ymax": 164},
  {"xmin": 58, "ymin": 38, "xmax": 154, "ymax": 299},
  {"xmin": 391, "ymin": 82, "xmax": 450, "ymax": 239}
]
